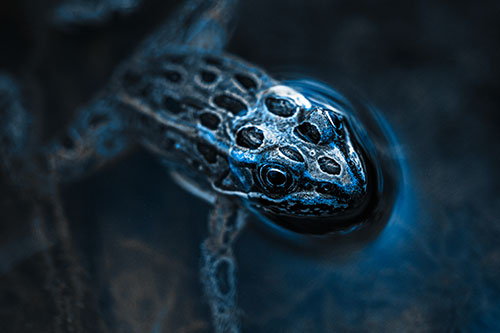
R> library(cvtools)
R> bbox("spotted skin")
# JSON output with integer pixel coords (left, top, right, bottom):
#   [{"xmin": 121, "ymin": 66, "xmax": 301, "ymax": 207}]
[
  {"xmin": 0, "ymin": 0, "xmax": 375, "ymax": 332},
  {"xmin": 1, "ymin": 47, "xmax": 370, "ymax": 230},
  {"xmin": 17, "ymin": 0, "xmax": 371, "ymax": 232},
  {"xmin": 102, "ymin": 49, "xmax": 370, "ymax": 234}
]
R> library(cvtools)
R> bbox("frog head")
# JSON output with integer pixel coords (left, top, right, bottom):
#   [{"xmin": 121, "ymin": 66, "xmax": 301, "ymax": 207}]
[{"xmin": 214, "ymin": 83, "xmax": 374, "ymax": 235}]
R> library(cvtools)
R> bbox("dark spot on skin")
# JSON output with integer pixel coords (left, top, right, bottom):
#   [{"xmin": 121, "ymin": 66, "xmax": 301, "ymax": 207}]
[
  {"xmin": 318, "ymin": 156, "xmax": 341, "ymax": 175},
  {"xmin": 214, "ymin": 259, "xmax": 232, "ymax": 295},
  {"xmin": 279, "ymin": 146, "xmax": 304, "ymax": 162},
  {"xmin": 213, "ymin": 94, "xmax": 247, "ymax": 115},
  {"xmin": 200, "ymin": 70, "xmax": 217, "ymax": 83},
  {"xmin": 61, "ymin": 134, "xmax": 74, "ymax": 149},
  {"xmin": 294, "ymin": 122, "xmax": 321, "ymax": 144},
  {"xmin": 196, "ymin": 142, "xmax": 218, "ymax": 164},
  {"xmin": 162, "ymin": 96, "xmax": 183, "ymax": 114},
  {"xmin": 234, "ymin": 73, "xmax": 257, "ymax": 90},
  {"xmin": 181, "ymin": 96, "xmax": 205, "ymax": 110},
  {"xmin": 236, "ymin": 126, "xmax": 264, "ymax": 149},
  {"xmin": 89, "ymin": 114, "xmax": 109, "ymax": 127},
  {"xmin": 203, "ymin": 56, "xmax": 223, "ymax": 67},
  {"xmin": 199, "ymin": 112, "xmax": 220, "ymax": 130},
  {"xmin": 162, "ymin": 70, "xmax": 181, "ymax": 83},
  {"xmin": 265, "ymin": 97, "xmax": 297, "ymax": 117}
]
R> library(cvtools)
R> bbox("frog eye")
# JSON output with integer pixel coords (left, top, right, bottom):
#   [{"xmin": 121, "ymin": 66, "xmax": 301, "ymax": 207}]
[
  {"xmin": 258, "ymin": 165, "xmax": 294, "ymax": 193},
  {"xmin": 265, "ymin": 168, "xmax": 287, "ymax": 186}
]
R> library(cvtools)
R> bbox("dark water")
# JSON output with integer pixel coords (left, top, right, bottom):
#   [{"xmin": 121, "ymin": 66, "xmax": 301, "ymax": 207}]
[{"xmin": 1, "ymin": 0, "xmax": 499, "ymax": 331}]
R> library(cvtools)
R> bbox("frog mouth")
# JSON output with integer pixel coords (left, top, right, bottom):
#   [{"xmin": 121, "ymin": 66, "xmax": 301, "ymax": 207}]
[
  {"xmin": 247, "ymin": 191, "xmax": 351, "ymax": 216},
  {"xmin": 244, "ymin": 184, "xmax": 375, "ymax": 236}
]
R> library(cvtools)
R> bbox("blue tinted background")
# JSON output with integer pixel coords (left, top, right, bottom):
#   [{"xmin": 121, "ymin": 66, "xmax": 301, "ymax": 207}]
[{"xmin": 0, "ymin": 0, "xmax": 499, "ymax": 331}]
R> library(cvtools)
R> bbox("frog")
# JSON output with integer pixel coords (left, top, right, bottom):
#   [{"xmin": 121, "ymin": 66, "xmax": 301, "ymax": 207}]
[{"xmin": 0, "ymin": 0, "xmax": 388, "ymax": 332}]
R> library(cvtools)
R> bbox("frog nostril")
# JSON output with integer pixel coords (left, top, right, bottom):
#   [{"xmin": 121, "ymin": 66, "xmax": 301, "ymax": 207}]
[
  {"xmin": 327, "ymin": 112, "xmax": 345, "ymax": 138},
  {"xmin": 294, "ymin": 122, "xmax": 321, "ymax": 144},
  {"xmin": 318, "ymin": 156, "xmax": 341, "ymax": 175}
]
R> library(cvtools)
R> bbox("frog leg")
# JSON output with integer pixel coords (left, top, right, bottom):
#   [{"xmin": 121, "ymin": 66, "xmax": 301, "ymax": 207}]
[
  {"xmin": 138, "ymin": 0, "xmax": 239, "ymax": 58},
  {"xmin": 1, "ymin": 72, "xmax": 134, "ymax": 189},
  {"xmin": 42, "ymin": 95, "xmax": 135, "ymax": 182},
  {"xmin": 52, "ymin": 0, "xmax": 143, "ymax": 28},
  {"xmin": 201, "ymin": 196, "xmax": 247, "ymax": 333}
]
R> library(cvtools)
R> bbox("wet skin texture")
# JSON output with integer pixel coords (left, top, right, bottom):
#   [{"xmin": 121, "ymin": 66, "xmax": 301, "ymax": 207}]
[
  {"xmin": 116, "ymin": 49, "xmax": 373, "ymax": 234},
  {"xmin": 51, "ymin": 48, "xmax": 375, "ymax": 235}
]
